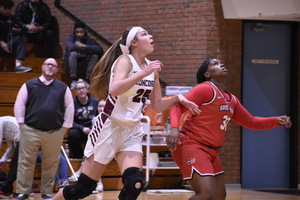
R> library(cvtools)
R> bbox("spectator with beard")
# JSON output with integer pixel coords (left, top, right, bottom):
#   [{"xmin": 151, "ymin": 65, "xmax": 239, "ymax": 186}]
[{"xmin": 14, "ymin": 58, "xmax": 74, "ymax": 200}]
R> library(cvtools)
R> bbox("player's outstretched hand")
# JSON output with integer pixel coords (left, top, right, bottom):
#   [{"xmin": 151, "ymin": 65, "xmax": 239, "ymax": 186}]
[{"xmin": 278, "ymin": 115, "xmax": 292, "ymax": 128}]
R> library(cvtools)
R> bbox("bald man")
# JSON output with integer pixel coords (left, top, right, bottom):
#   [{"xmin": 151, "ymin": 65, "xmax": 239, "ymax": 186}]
[{"xmin": 14, "ymin": 58, "xmax": 74, "ymax": 200}]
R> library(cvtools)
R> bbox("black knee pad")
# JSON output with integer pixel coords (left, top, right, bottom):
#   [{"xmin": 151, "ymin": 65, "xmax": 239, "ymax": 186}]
[
  {"xmin": 63, "ymin": 173, "xmax": 97, "ymax": 200},
  {"xmin": 118, "ymin": 167, "xmax": 144, "ymax": 200}
]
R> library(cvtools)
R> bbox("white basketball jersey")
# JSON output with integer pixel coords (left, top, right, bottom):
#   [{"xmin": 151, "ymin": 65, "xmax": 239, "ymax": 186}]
[{"xmin": 104, "ymin": 54, "xmax": 155, "ymax": 124}]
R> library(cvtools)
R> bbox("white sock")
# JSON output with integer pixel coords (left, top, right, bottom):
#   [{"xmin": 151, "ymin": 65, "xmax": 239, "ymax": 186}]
[{"xmin": 16, "ymin": 59, "xmax": 22, "ymax": 67}]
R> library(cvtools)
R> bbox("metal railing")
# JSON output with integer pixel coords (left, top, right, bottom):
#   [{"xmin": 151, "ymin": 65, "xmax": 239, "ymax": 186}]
[{"xmin": 54, "ymin": 0, "xmax": 112, "ymax": 46}]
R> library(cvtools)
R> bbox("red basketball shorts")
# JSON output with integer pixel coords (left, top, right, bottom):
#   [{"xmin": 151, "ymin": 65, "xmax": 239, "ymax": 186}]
[{"xmin": 171, "ymin": 133, "xmax": 224, "ymax": 180}]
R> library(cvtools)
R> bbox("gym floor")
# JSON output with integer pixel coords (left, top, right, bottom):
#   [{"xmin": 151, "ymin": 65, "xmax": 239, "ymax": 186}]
[{"xmin": 27, "ymin": 188, "xmax": 300, "ymax": 200}]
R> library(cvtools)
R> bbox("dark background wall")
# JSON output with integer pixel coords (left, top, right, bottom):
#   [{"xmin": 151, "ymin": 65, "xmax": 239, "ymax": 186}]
[{"xmin": 11, "ymin": 0, "xmax": 299, "ymax": 186}]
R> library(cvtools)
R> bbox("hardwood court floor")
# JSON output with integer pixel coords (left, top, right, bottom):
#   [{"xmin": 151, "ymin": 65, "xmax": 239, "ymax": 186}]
[{"xmin": 27, "ymin": 189, "xmax": 300, "ymax": 200}]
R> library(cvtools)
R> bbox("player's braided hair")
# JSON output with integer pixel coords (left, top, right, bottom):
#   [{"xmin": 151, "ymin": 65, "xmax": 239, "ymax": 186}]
[{"xmin": 196, "ymin": 59, "xmax": 212, "ymax": 84}]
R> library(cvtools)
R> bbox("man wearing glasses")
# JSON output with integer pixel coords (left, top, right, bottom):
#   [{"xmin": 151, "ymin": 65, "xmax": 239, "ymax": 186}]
[{"xmin": 14, "ymin": 58, "xmax": 74, "ymax": 200}]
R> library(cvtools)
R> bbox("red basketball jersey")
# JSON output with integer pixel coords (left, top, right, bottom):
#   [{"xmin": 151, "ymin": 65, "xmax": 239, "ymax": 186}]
[{"xmin": 170, "ymin": 81, "xmax": 279, "ymax": 147}]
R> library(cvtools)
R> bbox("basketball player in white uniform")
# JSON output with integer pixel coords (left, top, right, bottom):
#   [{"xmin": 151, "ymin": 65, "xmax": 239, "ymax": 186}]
[{"xmin": 53, "ymin": 26, "xmax": 200, "ymax": 200}]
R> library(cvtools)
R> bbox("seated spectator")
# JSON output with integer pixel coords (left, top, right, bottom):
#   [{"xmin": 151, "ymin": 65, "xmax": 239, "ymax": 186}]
[
  {"xmin": 0, "ymin": 0, "xmax": 32, "ymax": 73},
  {"xmin": 92, "ymin": 100, "xmax": 105, "ymax": 125},
  {"xmin": 68, "ymin": 79, "xmax": 99, "ymax": 159},
  {"xmin": 15, "ymin": 0, "xmax": 54, "ymax": 58},
  {"xmin": 62, "ymin": 22, "xmax": 103, "ymax": 89}
]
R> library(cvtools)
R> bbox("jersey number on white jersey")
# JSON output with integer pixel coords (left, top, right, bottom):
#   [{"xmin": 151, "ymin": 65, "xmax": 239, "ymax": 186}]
[{"xmin": 133, "ymin": 89, "xmax": 152, "ymax": 104}]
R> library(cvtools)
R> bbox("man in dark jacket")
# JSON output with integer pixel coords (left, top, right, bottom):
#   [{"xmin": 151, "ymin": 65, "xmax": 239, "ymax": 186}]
[
  {"xmin": 62, "ymin": 22, "xmax": 104, "ymax": 89},
  {"xmin": 0, "ymin": 0, "xmax": 32, "ymax": 72},
  {"xmin": 15, "ymin": 0, "xmax": 54, "ymax": 57}
]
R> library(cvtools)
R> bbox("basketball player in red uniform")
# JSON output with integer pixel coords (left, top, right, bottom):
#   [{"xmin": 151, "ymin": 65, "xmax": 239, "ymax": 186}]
[{"xmin": 167, "ymin": 59, "xmax": 292, "ymax": 200}]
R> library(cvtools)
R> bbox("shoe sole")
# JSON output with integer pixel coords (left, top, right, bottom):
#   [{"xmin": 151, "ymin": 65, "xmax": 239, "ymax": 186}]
[
  {"xmin": 15, "ymin": 69, "xmax": 32, "ymax": 73},
  {"xmin": 41, "ymin": 196, "xmax": 52, "ymax": 200}
]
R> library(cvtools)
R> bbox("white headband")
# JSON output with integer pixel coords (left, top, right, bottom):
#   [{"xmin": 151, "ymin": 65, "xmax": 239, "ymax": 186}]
[{"xmin": 120, "ymin": 26, "xmax": 141, "ymax": 54}]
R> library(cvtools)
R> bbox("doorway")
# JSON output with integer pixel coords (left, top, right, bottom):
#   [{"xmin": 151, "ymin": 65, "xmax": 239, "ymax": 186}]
[{"xmin": 241, "ymin": 21, "xmax": 293, "ymax": 188}]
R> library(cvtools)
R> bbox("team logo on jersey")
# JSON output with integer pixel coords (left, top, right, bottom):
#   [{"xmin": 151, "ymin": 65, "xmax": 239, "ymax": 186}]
[
  {"xmin": 136, "ymin": 79, "xmax": 155, "ymax": 87},
  {"xmin": 219, "ymin": 104, "xmax": 234, "ymax": 114}
]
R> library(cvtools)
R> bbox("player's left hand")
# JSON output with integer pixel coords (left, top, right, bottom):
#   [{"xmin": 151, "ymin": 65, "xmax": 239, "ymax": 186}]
[
  {"xmin": 278, "ymin": 115, "xmax": 292, "ymax": 128},
  {"xmin": 177, "ymin": 94, "xmax": 200, "ymax": 115}
]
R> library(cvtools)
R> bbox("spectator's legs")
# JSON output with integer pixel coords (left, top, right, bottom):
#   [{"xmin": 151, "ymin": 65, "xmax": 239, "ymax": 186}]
[
  {"xmin": 56, "ymin": 153, "xmax": 68, "ymax": 183},
  {"xmin": 12, "ymin": 35, "xmax": 33, "ymax": 72},
  {"xmin": 68, "ymin": 128, "xmax": 86, "ymax": 159},
  {"xmin": 13, "ymin": 35, "xmax": 27, "ymax": 61},
  {"xmin": 68, "ymin": 51, "xmax": 79, "ymax": 80},
  {"xmin": 40, "ymin": 127, "xmax": 65, "ymax": 195},
  {"xmin": 0, "ymin": 143, "xmax": 20, "ymax": 194},
  {"xmin": 28, "ymin": 30, "xmax": 54, "ymax": 58},
  {"xmin": 43, "ymin": 29, "xmax": 54, "ymax": 58},
  {"xmin": 85, "ymin": 54, "xmax": 99, "ymax": 79},
  {"xmin": 61, "ymin": 55, "xmax": 70, "ymax": 74},
  {"xmin": 16, "ymin": 125, "xmax": 41, "ymax": 195}
]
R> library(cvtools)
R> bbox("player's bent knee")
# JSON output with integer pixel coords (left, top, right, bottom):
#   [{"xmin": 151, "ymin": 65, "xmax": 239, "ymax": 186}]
[
  {"xmin": 119, "ymin": 167, "xmax": 144, "ymax": 200},
  {"xmin": 63, "ymin": 173, "xmax": 97, "ymax": 200}
]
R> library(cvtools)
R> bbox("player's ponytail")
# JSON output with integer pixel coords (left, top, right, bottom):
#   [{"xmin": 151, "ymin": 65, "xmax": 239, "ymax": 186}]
[{"xmin": 90, "ymin": 28, "xmax": 132, "ymax": 99}]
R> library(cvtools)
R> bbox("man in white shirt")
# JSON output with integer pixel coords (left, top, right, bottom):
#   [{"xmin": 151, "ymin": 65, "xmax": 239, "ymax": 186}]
[
  {"xmin": 0, "ymin": 116, "xmax": 20, "ymax": 166},
  {"xmin": 14, "ymin": 58, "xmax": 74, "ymax": 200}
]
